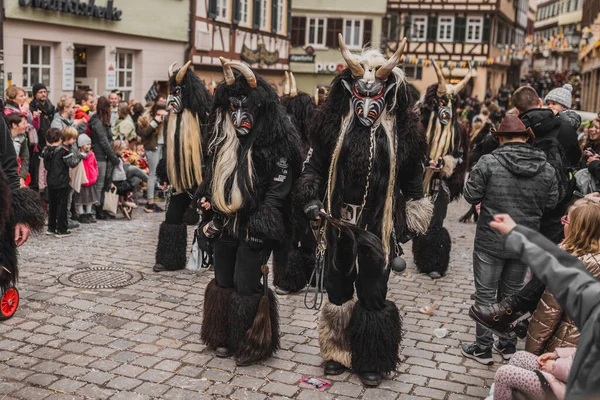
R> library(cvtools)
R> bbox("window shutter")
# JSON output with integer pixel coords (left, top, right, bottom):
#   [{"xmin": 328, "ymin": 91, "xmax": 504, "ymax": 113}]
[
  {"xmin": 455, "ymin": 16, "xmax": 466, "ymax": 42},
  {"xmin": 208, "ymin": 0, "xmax": 217, "ymax": 18},
  {"xmin": 482, "ymin": 17, "xmax": 491, "ymax": 42},
  {"xmin": 326, "ymin": 18, "xmax": 343, "ymax": 48},
  {"xmin": 363, "ymin": 19, "xmax": 372, "ymax": 47},
  {"xmin": 232, "ymin": 0, "xmax": 240, "ymax": 25},
  {"xmin": 287, "ymin": 0, "xmax": 292, "ymax": 37},
  {"xmin": 253, "ymin": 0, "xmax": 261, "ymax": 29},
  {"xmin": 427, "ymin": 15, "xmax": 438, "ymax": 41},
  {"xmin": 291, "ymin": 16, "xmax": 306, "ymax": 46},
  {"xmin": 416, "ymin": 66, "xmax": 422, "ymax": 80},
  {"xmin": 271, "ymin": 0, "xmax": 278, "ymax": 33}
]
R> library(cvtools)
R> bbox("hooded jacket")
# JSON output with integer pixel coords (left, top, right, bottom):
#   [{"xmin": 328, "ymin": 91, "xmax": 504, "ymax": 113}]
[
  {"xmin": 464, "ymin": 142, "xmax": 559, "ymax": 257},
  {"xmin": 89, "ymin": 114, "xmax": 119, "ymax": 167},
  {"xmin": 526, "ymin": 253, "xmax": 600, "ymax": 355},
  {"xmin": 505, "ymin": 225, "xmax": 600, "ymax": 399},
  {"xmin": 50, "ymin": 113, "xmax": 86, "ymax": 136}
]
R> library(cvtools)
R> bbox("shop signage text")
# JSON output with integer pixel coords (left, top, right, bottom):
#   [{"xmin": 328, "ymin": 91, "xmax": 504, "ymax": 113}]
[
  {"xmin": 19, "ymin": 0, "xmax": 123, "ymax": 21},
  {"xmin": 290, "ymin": 54, "xmax": 315, "ymax": 63},
  {"xmin": 315, "ymin": 62, "xmax": 345, "ymax": 74}
]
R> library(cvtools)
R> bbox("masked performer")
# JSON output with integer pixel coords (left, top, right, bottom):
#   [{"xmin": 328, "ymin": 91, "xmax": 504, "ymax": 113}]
[
  {"xmin": 273, "ymin": 71, "xmax": 318, "ymax": 295},
  {"xmin": 411, "ymin": 61, "xmax": 471, "ymax": 279},
  {"xmin": 294, "ymin": 35, "xmax": 431, "ymax": 387},
  {"xmin": 199, "ymin": 58, "xmax": 302, "ymax": 366},
  {"xmin": 153, "ymin": 61, "xmax": 211, "ymax": 272}
]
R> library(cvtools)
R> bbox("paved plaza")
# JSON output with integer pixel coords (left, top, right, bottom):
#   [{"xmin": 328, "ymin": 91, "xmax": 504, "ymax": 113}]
[{"xmin": 0, "ymin": 200, "xmax": 501, "ymax": 400}]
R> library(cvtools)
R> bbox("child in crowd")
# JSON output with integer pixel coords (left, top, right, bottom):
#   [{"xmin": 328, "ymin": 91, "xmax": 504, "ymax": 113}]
[
  {"xmin": 42, "ymin": 128, "xmax": 81, "ymax": 238},
  {"xmin": 73, "ymin": 133, "xmax": 99, "ymax": 224},
  {"xmin": 8, "ymin": 113, "xmax": 30, "ymax": 188},
  {"xmin": 111, "ymin": 140, "xmax": 137, "ymax": 218},
  {"xmin": 462, "ymin": 115, "xmax": 559, "ymax": 364}
]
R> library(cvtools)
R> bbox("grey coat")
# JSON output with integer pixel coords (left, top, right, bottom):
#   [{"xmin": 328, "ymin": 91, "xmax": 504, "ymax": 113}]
[
  {"xmin": 506, "ymin": 225, "xmax": 600, "ymax": 399},
  {"xmin": 50, "ymin": 113, "xmax": 86, "ymax": 136},
  {"xmin": 464, "ymin": 142, "xmax": 559, "ymax": 257}
]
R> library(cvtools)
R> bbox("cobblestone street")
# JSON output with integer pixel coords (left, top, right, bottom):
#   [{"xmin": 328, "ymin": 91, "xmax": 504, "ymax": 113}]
[{"xmin": 0, "ymin": 199, "xmax": 501, "ymax": 400}]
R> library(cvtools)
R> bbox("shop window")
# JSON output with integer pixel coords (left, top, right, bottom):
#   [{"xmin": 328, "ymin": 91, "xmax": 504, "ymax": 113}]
[
  {"xmin": 438, "ymin": 16, "xmax": 454, "ymax": 42},
  {"xmin": 411, "ymin": 16, "xmax": 428, "ymax": 42},
  {"xmin": 23, "ymin": 43, "xmax": 51, "ymax": 92},
  {"xmin": 74, "ymin": 47, "xmax": 87, "ymax": 78},
  {"xmin": 466, "ymin": 17, "xmax": 483, "ymax": 43},
  {"xmin": 115, "ymin": 51, "xmax": 134, "ymax": 101},
  {"xmin": 307, "ymin": 17, "xmax": 327, "ymax": 47},
  {"xmin": 344, "ymin": 19, "xmax": 363, "ymax": 49}
]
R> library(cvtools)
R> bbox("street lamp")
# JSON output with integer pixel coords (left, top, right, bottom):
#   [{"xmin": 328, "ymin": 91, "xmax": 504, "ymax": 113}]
[{"xmin": 566, "ymin": 29, "xmax": 582, "ymax": 50}]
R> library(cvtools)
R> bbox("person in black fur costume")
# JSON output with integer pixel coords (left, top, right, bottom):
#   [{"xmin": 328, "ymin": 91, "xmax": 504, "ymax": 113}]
[
  {"xmin": 412, "ymin": 61, "xmax": 472, "ymax": 279},
  {"xmin": 197, "ymin": 58, "xmax": 302, "ymax": 366},
  {"xmin": 293, "ymin": 35, "xmax": 432, "ymax": 387},
  {"xmin": 153, "ymin": 61, "xmax": 211, "ymax": 273},
  {"xmin": 273, "ymin": 71, "xmax": 318, "ymax": 295}
]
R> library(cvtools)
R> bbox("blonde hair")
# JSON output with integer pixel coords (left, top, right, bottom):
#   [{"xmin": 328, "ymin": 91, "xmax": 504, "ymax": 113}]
[
  {"xmin": 5, "ymin": 86, "xmax": 25, "ymax": 101},
  {"xmin": 562, "ymin": 199, "xmax": 600, "ymax": 257},
  {"xmin": 62, "ymin": 126, "xmax": 78, "ymax": 142},
  {"xmin": 117, "ymin": 102, "xmax": 130, "ymax": 119},
  {"xmin": 112, "ymin": 139, "xmax": 126, "ymax": 156},
  {"xmin": 57, "ymin": 96, "xmax": 76, "ymax": 113}
]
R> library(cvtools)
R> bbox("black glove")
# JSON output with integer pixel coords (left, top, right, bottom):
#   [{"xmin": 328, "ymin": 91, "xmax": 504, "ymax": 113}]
[
  {"xmin": 304, "ymin": 200, "xmax": 324, "ymax": 221},
  {"xmin": 246, "ymin": 232, "xmax": 267, "ymax": 250}
]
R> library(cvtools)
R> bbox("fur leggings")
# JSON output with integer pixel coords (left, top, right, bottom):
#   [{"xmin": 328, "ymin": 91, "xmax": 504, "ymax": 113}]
[{"xmin": 493, "ymin": 351, "xmax": 545, "ymax": 400}]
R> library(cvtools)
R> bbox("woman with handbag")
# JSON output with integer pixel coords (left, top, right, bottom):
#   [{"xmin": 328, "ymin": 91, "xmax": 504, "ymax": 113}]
[{"xmin": 90, "ymin": 97, "xmax": 120, "ymax": 220}]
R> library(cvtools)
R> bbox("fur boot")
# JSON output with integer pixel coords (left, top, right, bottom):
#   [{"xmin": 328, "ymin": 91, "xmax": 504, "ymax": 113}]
[
  {"xmin": 273, "ymin": 247, "xmax": 312, "ymax": 292},
  {"xmin": 350, "ymin": 300, "xmax": 402, "ymax": 374},
  {"xmin": 318, "ymin": 299, "xmax": 356, "ymax": 368},
  {"xmin": 155, "ymin": 222, "xmax": 188, "ymax": 270},
  {"xmin": 201, "ymin": 279, "xmax": 234, "ymax": 348},
  {"xmin": 412, "ymin": 226, "xmax": 451, "ymax": 276}
]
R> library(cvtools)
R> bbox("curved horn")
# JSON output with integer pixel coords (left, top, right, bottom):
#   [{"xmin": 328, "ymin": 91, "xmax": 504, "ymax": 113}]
[
  {"xmin": 452, "ymin": 61, "xmax": 473, "ymax": 95},
  {"xmin": 375, "ymin": 37, "xmax": 407, "ymax": 80},
  {"xmin": 283, "ymin": 71, "xmax": 290, "ymax": 95},
  {"xmin": 431, "ymin": 59, "xmax": 447, "ymax": 96},
  {"xmin": 314, "ymin": 87, "xmax": 319, "ymax": 106},
  {"xmin": 225, "ymin": 61, "xmax": 257, "ymax": 88},
  {"xmin": 220, "ymin": 57, "xmax": 235, "ymax": 86},
  {"xmin": 168, "ymin": 62, "xmax": 177, "ymax": 79},
  {"xmin": 338, "ymin": 33, "xmax": 364, "ymax": 77},
  {"xmin": 290, "ymin": 72, "xmax": 297, "ymax": 97},
  {"xmin": 175, "ymin": 60, "xmax": 192, "ymax": 84}
]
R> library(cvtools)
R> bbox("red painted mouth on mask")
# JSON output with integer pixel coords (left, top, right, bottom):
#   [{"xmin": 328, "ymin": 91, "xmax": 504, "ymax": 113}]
[
  {"xmin": 368, "ymin": 110, "xmax": 377, "ymax": 119},
  {"xmin": 241, "ymin": 121, "xmax": 251, "ymax": 129}
]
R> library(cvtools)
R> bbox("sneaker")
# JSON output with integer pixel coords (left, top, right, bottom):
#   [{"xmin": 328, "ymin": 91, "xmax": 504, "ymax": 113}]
[
  {"xmin": 144, "ymin": 204, "xmax": 156, "ymax": 213},
  {"xmin": 493, "ymin": 342, "xmax": 516, "ymax": 361},
  {"xmin": 45, "ymin": 229, "xmax": 56, "ymax": 235},
  {"xmin": 55, "ymin": 230, "xmax": 72, "ymax": 238},
  {"xmin": 461, "ymin": 343, "xmax": 494, "ymax": 365}
]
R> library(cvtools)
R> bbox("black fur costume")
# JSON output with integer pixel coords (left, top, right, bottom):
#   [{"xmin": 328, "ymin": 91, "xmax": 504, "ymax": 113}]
[
  {"xmin": 412, "ymin": 70, "xmax": 471, "ymax": 278},
  {"xmin": 154, "ymin": 61, "xmax": 211, "ymax": 272},
  {"xmin": 198, "ymin": 60, "xmax": 302, "ymax": 366},
  {"xmin": 293, "ymin": 42, "xmax": 431, "ymax": 381},
  {"xmin": 0, "ymin": 168, "xmax": 45, "ymax": 297},
  {"xmin": 274, "ymin": 81, "xmax": 318, "ymax": 293}
]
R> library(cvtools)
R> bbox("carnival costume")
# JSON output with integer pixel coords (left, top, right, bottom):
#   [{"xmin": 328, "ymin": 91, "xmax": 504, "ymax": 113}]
[
  {"xmin": 0, "ymin": 168, "xmax": 45, "ymax": 320},
  {"xmin": 293, "ymin": 35, "xmax": 432, "ymax": 386},
  {"xmin": 412, "ymin": 61, "xmax": 471, "ymax": 278},
  {"xmin": 273, "ymin": 71, "xmax": 318, "ymax": 294},
  {"xmin": 199, "ymin": 59, "xmax": 302, "ymax": 366},
  {"xmin": 153, "ymin": 61, "xmax": 211, "ymax": 272}
]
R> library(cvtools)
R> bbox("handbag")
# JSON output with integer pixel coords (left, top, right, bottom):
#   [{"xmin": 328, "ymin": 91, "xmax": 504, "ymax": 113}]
[
  {"xmin": 186, "ymin": 226, "xmax": 211, "ymax": 272},
  {"xmin": 69, "ymin": 161, "xmax": 88, "ymax": 193},
  {"xmin": 103, "ymin": 186, "xmax": 119, "ymax": 215}
]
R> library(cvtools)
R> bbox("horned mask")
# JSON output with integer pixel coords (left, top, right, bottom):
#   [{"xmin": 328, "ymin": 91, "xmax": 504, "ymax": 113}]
[
  {"xmin": 283, "ymin": 71, "xmax": 297, "ymax": 97},
  {"xmin": 167, "ymin": 61, "xmax": 192, "ymax": 114},
  {"xmin": 220, "ymin": 57, "xmax": 257, "ymax": 136},
  {"xmin": 339, "ymin": 33, "xmax": 407, "ymax": 126}
]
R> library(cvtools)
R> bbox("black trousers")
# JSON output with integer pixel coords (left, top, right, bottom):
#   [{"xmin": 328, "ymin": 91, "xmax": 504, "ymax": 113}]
[
  {"xmin": 28, "ymin": 148, "xmax": 40, "ymax": 191},
  {"xmin": 213, "ymin": 235, "xmax": 270, "ymax": 296},
  {"xmin": 431, "ymin": 187, "xmax": 450, "ymax": 230},
  {"xmin": 48, "ymin": 187, "xmax": 70, "ymax": 232},
  {"xmin": 165, "ymin": 192, "xmax": 192, "ymax": 224}
]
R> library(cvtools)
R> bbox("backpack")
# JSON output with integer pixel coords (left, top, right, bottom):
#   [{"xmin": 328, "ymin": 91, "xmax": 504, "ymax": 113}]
[
  {"xmin": 575, "ymin": 168, "xmax": 600, "ymax": 195},
  {"xmin": 533, "ymin": 136, "xmax": 574, "ymax": 205}
]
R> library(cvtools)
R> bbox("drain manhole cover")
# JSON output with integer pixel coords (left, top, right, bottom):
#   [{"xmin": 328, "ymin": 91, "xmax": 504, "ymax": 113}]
[{"xmin": 59, "ymin": 267, "xmax": 142, "ymax": 289}]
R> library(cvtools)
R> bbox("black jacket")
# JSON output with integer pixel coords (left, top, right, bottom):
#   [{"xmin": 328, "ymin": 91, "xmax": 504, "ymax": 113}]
[
  {"xmin": 0, "ymin": 116, "xmax": 19, "ymax": 190},
  {"xmin": 89, "ymin": 114, "xmax": 119, "ymax": 166},
  {"xmin": 506, "ymin": 225, "xmax": 600, "ymax": 399},
  {"xmin": 29, "ymin": 99, "xmax": 55, "ymax": 149},
  {"xmin": 464, "ymin": 142, "xmax": 558, "ymax": 257},
  {"xmin": 42, "ymin": 144, "xmax": 81, "ymax": 189},
  {"xmin": 519, "ymin": 108, "xmax": 581, "ymax": 167}
]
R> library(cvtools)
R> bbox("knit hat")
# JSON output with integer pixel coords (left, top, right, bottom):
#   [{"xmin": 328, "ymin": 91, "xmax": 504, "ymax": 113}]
[
  {"xmin": 32, "ymin": 83, "xmax": 47, "ymax": 97},
  {"xmin": 544, "ymin": 84, "xmax": 573, "ymax": 109},
  {"xmin": 78, "ymin": 133, "xmax": 91, "ymax": 147}
]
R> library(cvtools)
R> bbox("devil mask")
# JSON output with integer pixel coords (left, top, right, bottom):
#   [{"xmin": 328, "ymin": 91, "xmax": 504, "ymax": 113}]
[
  {"xmin": 167, "ymin": 61, "xmax": 192, "ymax": 114},
  {"xmin": 338, "ymin": 34, "xmax": 407, "ymax": 127},
  {"xmin": 431, "ymin": 60, "xmax": 473, "ymax": 125},
  {"xmin": 229, "ymin": 96, "xmax": 254, "ymax": 136}
]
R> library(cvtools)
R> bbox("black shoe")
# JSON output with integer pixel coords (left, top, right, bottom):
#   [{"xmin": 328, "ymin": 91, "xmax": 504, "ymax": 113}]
[
  {"xmin": 71, "ymin": 213, "xmax": 79, "ymax": 221},
  {"xmin": 275, "ymin": 287, "xmax": 292, "ymax": 295},
  {"xmin": 103, "ymin": 211, "xmax": 116, "ymax": 220},
  {"xmin": 324, "ymin": 360, "xmax": 347, "ymax": 375},
  {"xmin": 45, "ymin": 229, "xmax": 56, "ymax": 235},
  {"xmin": 79, "ymin": 214, "xmax": 90, "ymax": 224},
  {"xmin": 153, "ymin": 263, "xmax": 168, "ymax": 272},
  {"xmin": 55, "ymin": 230, "xmax": 72, "ymax": 238},
  {"xmin": 152, "ymin": 203, "xmax": 165, "ymax": 212},
  {"xmin": 429, "ymin": 271, "xmax": 442, "ymax": 279},
  {"xmin": 88, "ymin": 214, "xmax": 97, "ymax": 223},
  {"xmin": 96, "ymin": 210, "xmax": 107, "ymax": 220},
  {"xmin": 493, "ymin": 342, "xmax": 516, "ymax": 361},
  {"xmin": 461, "ymin": 343, "xmax": 494, "ymax": 366},
  {"xmin": 214, "ymin": 347, "xmax": 232, "ymax": 358},
  {"xmin": 144, "ymin": 204, "xmax": 155, "ymax": 213},
  {"xmin": 359, "ymin": 372, "xmax": 382, "ymax": 387}
]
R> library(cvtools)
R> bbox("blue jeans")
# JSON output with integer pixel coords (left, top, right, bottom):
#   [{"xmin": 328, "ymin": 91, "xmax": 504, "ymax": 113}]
[
  {"xmin": 473, "ymin": 250, "xmax": 527, "ymax": 349},
  {"xmin": 146, "ymin": 145, "xmax": 163, "ymax": 201}
]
